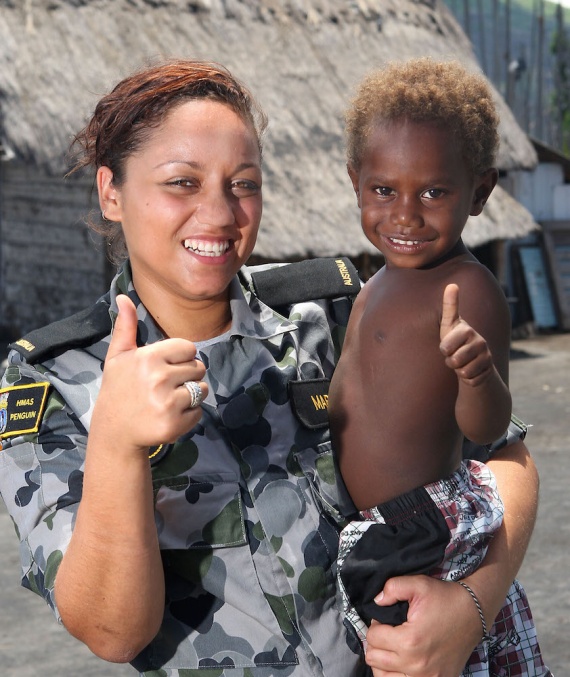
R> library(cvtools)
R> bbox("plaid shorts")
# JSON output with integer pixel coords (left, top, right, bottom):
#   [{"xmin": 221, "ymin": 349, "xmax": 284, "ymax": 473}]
[{"xmin": 337, "ymin": 459, "xmax": 552, "ymax": 675}]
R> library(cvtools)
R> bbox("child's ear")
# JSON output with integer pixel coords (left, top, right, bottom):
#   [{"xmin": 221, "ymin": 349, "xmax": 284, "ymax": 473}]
[
  {"xmin": 347, "ymin": 164, "xmax": 361, "ymax": 208},
  {"xmin": 471, "ymin": 168, "xmax": 498, "ymax": 216}
]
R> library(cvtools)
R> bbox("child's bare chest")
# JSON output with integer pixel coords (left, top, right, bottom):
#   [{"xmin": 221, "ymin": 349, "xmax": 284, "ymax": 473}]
[{"xmin": 358, "ymin": 268, "xmax": 447, "ymax": 348}]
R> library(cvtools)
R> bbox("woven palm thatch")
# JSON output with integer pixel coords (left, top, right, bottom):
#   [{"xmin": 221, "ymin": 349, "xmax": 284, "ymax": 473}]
[{"xmin": 0, "ymin": 0, "xmax": 539, "ymax": 258}]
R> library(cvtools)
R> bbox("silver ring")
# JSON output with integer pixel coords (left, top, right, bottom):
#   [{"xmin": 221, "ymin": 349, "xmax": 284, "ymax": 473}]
[{"xmin": 183, "ymin": 380, "xmax": 204, "ymax": 408}]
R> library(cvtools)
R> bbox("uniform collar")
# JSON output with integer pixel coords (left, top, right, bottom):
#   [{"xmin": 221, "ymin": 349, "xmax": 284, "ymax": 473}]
[{"xmin": 108, "ymin": 261, "xmax": 296, "ymax": 347}]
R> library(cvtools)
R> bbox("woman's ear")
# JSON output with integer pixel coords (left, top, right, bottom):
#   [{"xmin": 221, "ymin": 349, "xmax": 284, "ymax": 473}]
[
  {"xmin": 97, "ymin": 166, "xmax": 121, "ymax": 221},
  {"xmin": 471, "ymin": 168, "xmax": 498, "ymax": 216},
  {"xmin": 347, "ymin": 164, "xmax": 361, "ymax": 208}
]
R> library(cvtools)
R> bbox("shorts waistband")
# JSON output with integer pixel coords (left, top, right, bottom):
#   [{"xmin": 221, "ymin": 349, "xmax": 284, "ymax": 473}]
[{"xmin": 361, "ymin": 463, "xmax": 474, "ymax": 526}]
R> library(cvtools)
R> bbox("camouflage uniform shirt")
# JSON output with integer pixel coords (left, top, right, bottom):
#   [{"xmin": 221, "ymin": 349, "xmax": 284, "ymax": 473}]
[{"xmin": 0, "ymin": 261, "xmax": 367, "ymax": 676}]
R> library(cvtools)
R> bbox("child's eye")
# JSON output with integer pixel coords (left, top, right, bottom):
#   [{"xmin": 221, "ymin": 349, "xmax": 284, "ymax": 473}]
[
  {"xmin": 374, "ymin": 186, "xmax": 394, "ymax": 197},
  {"xmin": 422, "ymin": 188, "xmax": 444, "ymax": 200}
]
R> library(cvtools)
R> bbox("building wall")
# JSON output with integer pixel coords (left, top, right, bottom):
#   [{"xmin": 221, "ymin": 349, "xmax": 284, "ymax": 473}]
[
  {"xmin": 509, "ymin": 163, "xmax": 569, "ymax": 222},
  {"xmin": 0, "ymin": 162, "xmax": 108, "ymax": 338}
]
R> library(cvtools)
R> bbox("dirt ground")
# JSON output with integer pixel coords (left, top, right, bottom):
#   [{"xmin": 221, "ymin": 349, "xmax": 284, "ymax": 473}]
[
  {"xmin": 510, "ymin": 332, "xmax": 570, "ymax": 674},
  {"xmin": 0, "ymin": 332, "xmax": 568, "ymax": 675}
]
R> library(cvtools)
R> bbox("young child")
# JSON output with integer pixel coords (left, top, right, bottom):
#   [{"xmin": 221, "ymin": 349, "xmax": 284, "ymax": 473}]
[{"xmin": 328, "ymin": 58, "xmax": 550, "ymax": 674}]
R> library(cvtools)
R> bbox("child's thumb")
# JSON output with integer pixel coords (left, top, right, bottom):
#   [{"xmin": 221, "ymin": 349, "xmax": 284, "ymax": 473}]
[{"xmin": 440, "ymin": 283, "xmax": 460, "ymax": 341}]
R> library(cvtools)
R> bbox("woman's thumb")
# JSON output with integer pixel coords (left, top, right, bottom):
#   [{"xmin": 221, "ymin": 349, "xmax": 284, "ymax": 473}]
[
  {"xmin": 107, "ymin": 294, "xmax": 139, "ymax": 359},
  {"xmin": 374, "ymin": 576, "xmax": 414, "ymax": 606}
]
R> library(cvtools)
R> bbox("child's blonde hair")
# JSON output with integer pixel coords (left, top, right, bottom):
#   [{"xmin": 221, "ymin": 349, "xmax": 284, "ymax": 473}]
[{"xmin": 345, "ymin": 57, "xmax": 499, "ymax": 176}]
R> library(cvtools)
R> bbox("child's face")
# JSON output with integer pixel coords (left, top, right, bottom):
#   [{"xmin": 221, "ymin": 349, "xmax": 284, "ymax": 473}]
[{"xmin": 348, "ymin": 120, "xmax": 496, "ymax": 269}]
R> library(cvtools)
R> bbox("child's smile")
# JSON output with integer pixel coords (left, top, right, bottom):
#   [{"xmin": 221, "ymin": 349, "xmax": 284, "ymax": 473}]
[{"xmin": 349, "ymin": 119, "xmax": 495, "ymax": 269}]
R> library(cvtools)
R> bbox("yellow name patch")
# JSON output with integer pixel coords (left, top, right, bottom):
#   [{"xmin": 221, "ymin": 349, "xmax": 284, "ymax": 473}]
[
  {"xmin": 288, "ymin": 378, "xmax": 330, "ymax": 430},
  {"xmin": 0, "ymin": 382, "xmax": 50, "ymax": 439},
  {"xmin": 335, "ymin": 258, "xmax": 356, "ymax": 286},
  {"xmin": 310, "ymin": 394, "xmax": 329, "ymax": 411},
  {"xmin": 13, "ymin": 338, "xmax": 36, "ymax": 353}
]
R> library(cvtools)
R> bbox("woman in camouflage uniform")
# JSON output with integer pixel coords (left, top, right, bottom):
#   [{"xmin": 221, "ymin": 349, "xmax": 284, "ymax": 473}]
[{"xmin": 0, "ymin": 60, "xmax": 539, "ymax": 677}]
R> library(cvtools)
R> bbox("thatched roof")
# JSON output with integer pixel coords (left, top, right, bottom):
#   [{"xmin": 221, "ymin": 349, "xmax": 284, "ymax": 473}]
[{"xmin": 0, "ymin": 0, "xmax": 539, "ymax": 257}]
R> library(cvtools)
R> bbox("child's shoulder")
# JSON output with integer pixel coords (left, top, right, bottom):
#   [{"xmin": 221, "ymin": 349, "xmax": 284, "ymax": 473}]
[
  {"xmin": 444, "ymin": 256, "xmax": 510, "ymax": 325},
  {"xmin": 446, "ymin": 255, "xmax": 503, "ymax": 292}
]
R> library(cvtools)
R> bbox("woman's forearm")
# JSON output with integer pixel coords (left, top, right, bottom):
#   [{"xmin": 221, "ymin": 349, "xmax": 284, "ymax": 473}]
[
  {"xmin": 462, "ymin": 439, "xmax": 539, "ymax": 625},
  {"xmin": 54, "ymin": 299, "xmax": 208, "ymax": 662},
  {"xmin": 54, "ymin": 427, "xmax": 164, "ymax": 663}
]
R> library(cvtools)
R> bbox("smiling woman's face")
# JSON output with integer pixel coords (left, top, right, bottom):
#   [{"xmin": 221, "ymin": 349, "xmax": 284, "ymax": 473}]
[{"xmin": 98, "ymin": 98, "xmax": 263, "ymax": 308}]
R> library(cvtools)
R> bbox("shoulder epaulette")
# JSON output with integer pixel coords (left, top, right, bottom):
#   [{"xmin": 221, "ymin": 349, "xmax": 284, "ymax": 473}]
[
  {"xmin": 250, "ymin": 257, "xmax": 360, "ymax": 308},
  {"xmin": 9, "ymin": 258, "xmax": 360, "ymax": 363},
  {"xmin": 9, "ymin": 298, "xmax": 112, "ymax": 364}
]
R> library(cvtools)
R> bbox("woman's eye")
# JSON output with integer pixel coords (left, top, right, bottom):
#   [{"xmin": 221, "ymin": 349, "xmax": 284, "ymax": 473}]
[
  {"xmin": 171, "ymin": 179, "xmax": 194, "ymax": 188},
  {"xmin": 231, "ymin": 180, "xmax": 260, "ymax": 196}
]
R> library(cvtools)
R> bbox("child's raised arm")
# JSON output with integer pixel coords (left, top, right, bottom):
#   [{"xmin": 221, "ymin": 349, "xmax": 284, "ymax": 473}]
[{"xmin": 439, "ymin": 282, "xmax": 512, "ymax": 443}]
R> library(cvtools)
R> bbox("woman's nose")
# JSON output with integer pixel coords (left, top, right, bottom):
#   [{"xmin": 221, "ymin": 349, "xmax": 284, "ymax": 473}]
[{"xmin": 195, "ymin": 188, "xmax": 235, "ymax": 227}]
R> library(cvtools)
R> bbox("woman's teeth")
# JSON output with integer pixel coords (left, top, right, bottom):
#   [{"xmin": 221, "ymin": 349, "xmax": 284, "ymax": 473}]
[{"xmin": 184, "ymin": 240, "xmax": 230, "ymax": 257}]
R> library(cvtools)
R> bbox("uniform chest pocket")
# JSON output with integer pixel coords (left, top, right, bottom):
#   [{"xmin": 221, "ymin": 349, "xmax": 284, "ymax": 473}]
[{"xmin": 152, "ymin": 472, "xmax": 246, "ymax": 550}]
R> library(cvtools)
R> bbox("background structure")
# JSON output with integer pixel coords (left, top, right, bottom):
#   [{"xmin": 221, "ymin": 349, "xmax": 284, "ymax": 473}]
[{"xmin": 0, "ymin": 0, "xmax": 539, "ymax": 338}]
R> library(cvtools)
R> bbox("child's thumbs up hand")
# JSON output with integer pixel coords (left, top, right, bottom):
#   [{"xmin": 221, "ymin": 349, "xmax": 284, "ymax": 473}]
[{"xmin": 439, "ymin": 284, "xmax": 492, "ymax": 386}]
